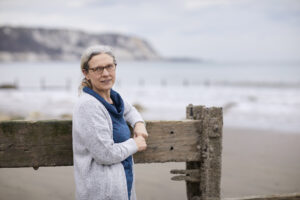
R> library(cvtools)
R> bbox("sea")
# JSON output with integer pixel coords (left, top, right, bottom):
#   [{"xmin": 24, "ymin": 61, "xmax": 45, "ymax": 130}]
[{"xmin": 0, "ymin": 61, "xmax": 299, "ymax": 134}]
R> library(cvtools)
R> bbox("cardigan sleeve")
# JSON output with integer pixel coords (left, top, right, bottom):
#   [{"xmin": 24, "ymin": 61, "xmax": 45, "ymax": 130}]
[
  {"xmin": 73, "ymin": 99, "xmax": 138, "ymax": 165},
  {"xmin": 123, "ymin": 100, "xmax": 145, "ymax": 128}
]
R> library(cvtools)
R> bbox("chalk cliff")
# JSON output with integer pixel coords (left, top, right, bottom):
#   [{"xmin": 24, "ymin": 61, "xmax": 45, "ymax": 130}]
[{"xmin": 0, "ymin": 26, "xmax": 161, "ymax": 61}]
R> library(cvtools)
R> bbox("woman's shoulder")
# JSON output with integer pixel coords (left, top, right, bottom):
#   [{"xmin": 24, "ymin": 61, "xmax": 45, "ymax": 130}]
[
  {"xmin": 76, "ymin": 92, "xmax": 98, "ymax": 106},
  {"xmin": 72, "ymin": 93, "xmax": 113, "ymax": 131},
  {"xmin": 74, "ymin": 92, "xmax": 106, "ymax": 114}
]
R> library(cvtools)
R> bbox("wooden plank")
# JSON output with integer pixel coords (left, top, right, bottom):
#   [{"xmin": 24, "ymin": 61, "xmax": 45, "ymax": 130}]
[
  {"xmin": 0, "ymin": 120, "xmax": 73, "ymax": 168},
  {"xmin": 186, "ymin": 104, "xmax": 204, "ymax": 200},
  {"xmin": 134, "ymin": 120, "xmax": 202, "ymax": 163},
  {"xmin": 206, "ymin": 107, "xmax": 223, "ymax": 200},
  {"xmin": 224, "ymin": 193, "xmax": 300, "ymax": 200},
  {"xmin": 0, "ymin": 120, "xmax": 202, "ymax": 168},
  {"xmin": 170, "ymin": 169, "xmax": 200, "ymax": 182},
  {"xmin": 185, "ymin": 105, "xmax": 223, "ymax": 200}
]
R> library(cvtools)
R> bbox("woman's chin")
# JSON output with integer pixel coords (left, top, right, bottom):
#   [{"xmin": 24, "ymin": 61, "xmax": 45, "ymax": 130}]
[
  {"xmin": 101, "ymin": 81, "xmax": 114, "ymax": 88},
  {"xmin": 99, "ymin": 85, "xmax": 113, "ymax": 91}
]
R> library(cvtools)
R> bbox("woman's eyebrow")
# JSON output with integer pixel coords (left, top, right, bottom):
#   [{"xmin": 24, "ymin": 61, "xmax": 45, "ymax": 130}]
[{"xmin": 94, "ymin": 63, "xmax": 113, "ymax": 68}]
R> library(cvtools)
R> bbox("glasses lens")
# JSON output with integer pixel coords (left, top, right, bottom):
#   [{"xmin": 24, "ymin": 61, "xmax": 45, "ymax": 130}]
[
  {"xmin": 96, "ymin": 67, "xmax": 103, "ymax": 73},
  {"xmin": 107, "ymin": 65, "xmax": 114, "ymax": 71},
  {"xmin": 90, "ymin": 64, "xmax": 115, "ymax": 73}
]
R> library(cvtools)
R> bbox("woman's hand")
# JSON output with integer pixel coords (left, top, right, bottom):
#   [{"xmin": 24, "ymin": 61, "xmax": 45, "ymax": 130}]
[
  {"xmin": 133, "ymin": 135, "xmax": 147, "ymax": 151},
  {"xmin": 133, "ymin": 122, "xmax": 148, "ymax": 139}
]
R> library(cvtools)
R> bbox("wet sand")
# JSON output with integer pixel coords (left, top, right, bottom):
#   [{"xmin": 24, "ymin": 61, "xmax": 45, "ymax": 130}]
[{"xmin": 0, "ymin": 127, "xmax": 300, "ymax": 200}]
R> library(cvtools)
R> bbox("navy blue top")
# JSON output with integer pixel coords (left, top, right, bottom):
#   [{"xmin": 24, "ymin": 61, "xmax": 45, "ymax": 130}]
[{"xmin": 83, "ymin": 86, "xmax": 133, "ymax": 200}]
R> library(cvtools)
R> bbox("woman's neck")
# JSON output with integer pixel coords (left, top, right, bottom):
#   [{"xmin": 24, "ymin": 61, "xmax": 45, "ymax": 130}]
[{"xmin": 95, "ymin": 89, "xmax": 113, "ymax": 104}]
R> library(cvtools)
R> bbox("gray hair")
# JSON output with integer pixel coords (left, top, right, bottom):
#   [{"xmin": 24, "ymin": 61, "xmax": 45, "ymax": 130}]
[{"xmin": 79, "ymin": 45, "xmax": 117, "ymax": 93}]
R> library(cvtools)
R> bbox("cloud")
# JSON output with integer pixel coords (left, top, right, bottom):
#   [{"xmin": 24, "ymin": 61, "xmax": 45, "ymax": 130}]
[
  {"xmin": 0, "ymin": 0, "xmax": 299, "ymax": 62},
  {"xmin": 185, "ymin": 0, "xmax": 242, "ymax": 10}
]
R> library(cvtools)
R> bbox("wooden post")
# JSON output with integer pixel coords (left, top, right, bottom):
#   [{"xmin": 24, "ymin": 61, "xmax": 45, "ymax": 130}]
[{"xmin": 185, "ymin": 104, "xmax": 223, "ymax": 200}]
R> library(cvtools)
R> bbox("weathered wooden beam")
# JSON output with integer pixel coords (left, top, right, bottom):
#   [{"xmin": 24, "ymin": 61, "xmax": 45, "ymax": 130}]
[
  {"xmin": 0, "ymin": 120, "xmax": 202, "ymax": 168},
  {"xmin": 186, "ymin": 105, "xmax": 205, "ymax": 200},
  {"xmin": 224, "ymin": 193, "xmax": 300, "ymax": 200},
  {"xmin": 171, "ymin": 175, "xmax": 200, "ymax": 183},
  {"xmin": 134, "ymin": 120, "xmax": 202, "ymax": 163},
  {"xmin": 206, "ymin": 106, "xmax": 223, "ymax": 200},
  {"xmin": 170, "ymin": 169, "xmax": 200, "ymax": 182},
  {"xmin": 185, "ymin": 104, "xmax": 223, "ymax": 200},
  {"xmin": 0, "ymin": 120, "xmax": 72, "ymax": 169}
]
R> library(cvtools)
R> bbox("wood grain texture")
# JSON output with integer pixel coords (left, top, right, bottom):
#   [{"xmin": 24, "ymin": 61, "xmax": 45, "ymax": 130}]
[
  {"xmin": 185, "ymin": 105, "xmax": 223, "ymax": 200},
  {"xmin": 186, "ymin": 105, "xmax": 205, "ymax": 200},
  {"xmin": 0, "ymin": 120, "xmax": 203, "ymax": 168},
  {"xmin": 0, "ymin": 120, "xmax": 73, "ymax": 168},
  {"xmin": 134, "ymin": 120, "xmax": 202, "ymax": 163},
  {"xmin": 224, "ymin": 193, "xmax": 300, "ymax": 200},
  {"xmin": 207, "ymin": 107, "xmax": 223, "ymax": 200}
]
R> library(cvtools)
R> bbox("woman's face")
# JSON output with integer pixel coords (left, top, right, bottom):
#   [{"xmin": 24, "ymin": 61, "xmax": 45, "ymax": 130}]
[{"xmin": 84, "ymin": 53, "xmax": 116, "ymax": 94}]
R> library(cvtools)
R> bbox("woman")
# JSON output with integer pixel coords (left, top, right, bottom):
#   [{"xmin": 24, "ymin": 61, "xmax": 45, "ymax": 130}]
[{"xmin": 72, "ymin": 45, "xmax": 148, "ymax": 200}]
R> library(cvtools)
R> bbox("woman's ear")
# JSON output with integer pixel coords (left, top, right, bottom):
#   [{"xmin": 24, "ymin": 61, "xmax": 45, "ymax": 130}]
[{"xmin": 83, "ymin": 70, "xmax": 90, "ymax": 80}]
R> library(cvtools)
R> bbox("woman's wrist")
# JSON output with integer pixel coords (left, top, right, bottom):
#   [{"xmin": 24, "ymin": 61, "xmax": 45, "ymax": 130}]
[{"xmin": 134, "ymin": 121, "xmax": 148, "ymax": 139}]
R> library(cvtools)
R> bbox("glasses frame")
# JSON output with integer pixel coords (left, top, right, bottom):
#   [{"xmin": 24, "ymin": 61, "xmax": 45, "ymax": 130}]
[{"xmin": 88, "ymin": 64, "xmax": 116, "ymax": 74}]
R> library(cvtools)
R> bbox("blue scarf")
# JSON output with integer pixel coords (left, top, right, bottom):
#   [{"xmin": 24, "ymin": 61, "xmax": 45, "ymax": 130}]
[{"xmin": 83, "ymin": 86, "xmax": 133, "ymax": 200}]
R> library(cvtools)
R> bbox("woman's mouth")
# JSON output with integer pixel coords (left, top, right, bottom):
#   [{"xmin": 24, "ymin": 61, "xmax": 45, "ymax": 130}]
[{"xmin": 100, "ymin": 79, "xmax": 111, "ymax": 84}]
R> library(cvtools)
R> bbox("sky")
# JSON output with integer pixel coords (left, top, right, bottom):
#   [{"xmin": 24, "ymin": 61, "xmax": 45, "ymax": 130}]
[{"xmin": 0, "ymin": 0, "xmax": 300, "ymax": 62}]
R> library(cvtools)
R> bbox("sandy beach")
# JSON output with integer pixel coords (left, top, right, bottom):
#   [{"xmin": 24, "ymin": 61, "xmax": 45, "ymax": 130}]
[{"xmin": 0, "ymin": 127, "xmax": 300, "ymax": 200}]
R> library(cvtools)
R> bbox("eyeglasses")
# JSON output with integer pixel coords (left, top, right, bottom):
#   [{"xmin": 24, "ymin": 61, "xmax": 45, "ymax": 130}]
[{"xmin": 88, "ymin": 64, "xmax": 116, "ymax": 74}]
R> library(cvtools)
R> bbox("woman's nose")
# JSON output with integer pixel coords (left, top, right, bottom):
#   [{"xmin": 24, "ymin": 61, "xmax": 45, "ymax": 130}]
[{"xmin": 102, "ymin": 68, "xmax": 109, "ymax": 76}]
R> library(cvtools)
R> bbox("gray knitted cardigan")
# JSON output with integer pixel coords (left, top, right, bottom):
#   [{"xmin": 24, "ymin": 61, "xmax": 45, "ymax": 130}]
[{"xmin": 72, "ymin": 92, "xmax": 144, "ymax": 200}]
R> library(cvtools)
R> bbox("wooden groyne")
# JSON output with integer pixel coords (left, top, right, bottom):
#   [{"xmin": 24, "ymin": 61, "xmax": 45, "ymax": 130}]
[
  {"xmin": 224, "ymin": 193, "xmax": 300, "ymax": 200},
  {"xmin": 0, "ymin": 104, "xmax": 299, "ymax": 200}
]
